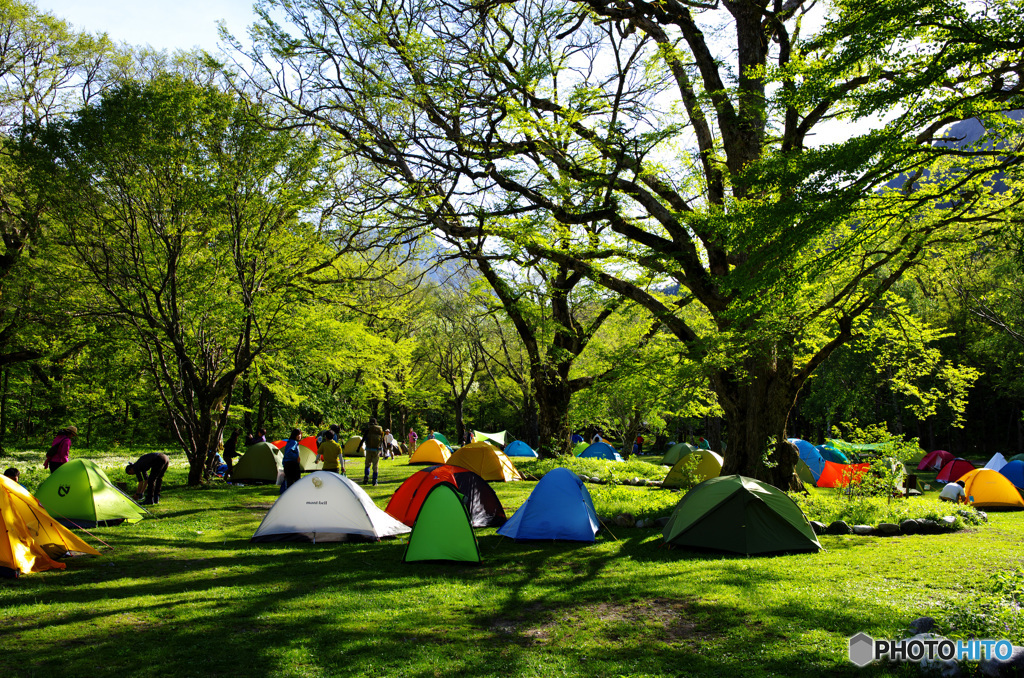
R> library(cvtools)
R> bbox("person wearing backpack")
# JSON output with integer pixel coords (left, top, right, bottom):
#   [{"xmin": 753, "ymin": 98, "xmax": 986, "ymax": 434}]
[
  {"xmin": 43, "ymin": 426, "xmax": 77, "ymax": 474},
  {"xmin": 360, "ymin": 417, "xmax": 384, "ymax": 486}
]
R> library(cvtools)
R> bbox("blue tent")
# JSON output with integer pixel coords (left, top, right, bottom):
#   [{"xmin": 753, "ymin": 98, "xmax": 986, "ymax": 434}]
[
  {"xmin": 999, "ymin": 460, "xmax": 1024, "ymax": 489},
  {"xmin": 789, "ymin": 438, "xmax": 825, "ymax": 481},
  {"xmin": 504, "ymin": 440, "xmax": 538, "ymax": 458},
  {"xmin": 570, "ymin": 434, "xmax": 584, "ymax": 444},
  {"xmin": 497, "ymin": 468, "xmax": 599, "ymax": 542},
  {"xmin": 576, "ymin": 441, "xmax": 623, "ymax": 462},
  {"xmin": 816, "ymin": 444, "xmax": 849, "ymax": 464}
]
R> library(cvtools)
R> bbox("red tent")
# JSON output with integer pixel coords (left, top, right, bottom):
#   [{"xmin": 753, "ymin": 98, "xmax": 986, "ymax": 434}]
[
  {"xmin": 936, "ymin": 458, "xmax": 976, "ymax": 484},
  {"xmin": 269, "ymin": 437, "xmax": 318, "ymax": 453},
  {"xmin": 816, "ymin": 461, "xmax": 871, "ymax": 488},
  {"xmin": 386, "ymin": 464, "xmax": 506, "ymax": 528},
  {"xmin": 917, "ymin": 449, "xmax": 954, "ymax": 471}
]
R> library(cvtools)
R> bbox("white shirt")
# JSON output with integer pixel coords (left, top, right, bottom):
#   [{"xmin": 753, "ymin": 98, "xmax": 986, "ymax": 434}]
[{"xmin": 939, "ymin": 483, "xmax": 966, "ymax": 502}]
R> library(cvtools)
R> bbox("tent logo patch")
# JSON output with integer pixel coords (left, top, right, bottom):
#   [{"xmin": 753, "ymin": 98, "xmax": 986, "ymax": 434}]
[{"xmin": 57, "ymin": 485, "xmax": 71, "ymax": 497}]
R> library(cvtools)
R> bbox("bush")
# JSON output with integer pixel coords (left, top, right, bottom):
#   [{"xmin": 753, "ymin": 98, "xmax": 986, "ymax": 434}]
[
  {"xmin": 516, "ymin": 457, "xmax": 667, "ymax": 484},
  {"xmin": 791, "ymin": 491, "xmax": 987, "ymax": 529},
  {"xmin": 937, "ymin": 567, "xmax": 1024, "ymax": 643},
  {"xmin": 588, "ymin": 484, "xmax": 681, "ymax": 523}
]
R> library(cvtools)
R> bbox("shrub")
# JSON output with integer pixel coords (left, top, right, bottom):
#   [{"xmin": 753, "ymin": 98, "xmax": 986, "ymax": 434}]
[
  {"xmin": 791, "ymin": 491, "xmax": 987, "ymax": 529},
  {"xmin": 516, "ymin": 457, "xmax": 667, "ymax": 484}
]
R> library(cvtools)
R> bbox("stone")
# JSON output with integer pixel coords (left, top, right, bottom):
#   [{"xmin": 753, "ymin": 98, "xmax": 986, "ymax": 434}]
[
  {"xmin": 913, "ymin": 634, "xmax": 962, "ymax": 677},
  {"xmin": 876, "ymin": 522, "xmax": 900, "ymax": 536},
  {"xmin": 908, "ymin": 616, "xmax": 936, "ymax": 634},
  {"xmin": 921, "ymin": 519, "xmax": 941, "ymax": 533},
  {"xmin": 852, "ymin": 524, "xmax": 874, "ymax": 535},
  {"xmin": 826, "ymin": 520, "xmax": 853, "ymax": 535},
  {"xmin": 900, "ymin": 519, "xmax": 921, "ymax": 535},
  {"xmin": 613, "ymin": 512, "xmax": 636, "ymax": 528},
  {"xmin": 940, "ymin": 516, "xmax": 956, "ymax": 528},
  {"xmin": 980, "ymin": 644, "xmax": 1024, "ymax": 677},
  {"xmin": 809, "ymin": 520, "xmax": 827, "ymax": 535}
]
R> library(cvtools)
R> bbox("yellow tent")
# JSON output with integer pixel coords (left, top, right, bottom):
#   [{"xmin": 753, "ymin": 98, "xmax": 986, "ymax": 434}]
[
  {"xmin": 959, "ymin": 469, "xmax": 1024, "ymax": 509},
  {"xmin": 662, "ymin": 450, "xmax": 724, "ymax": 488},
  {"xmin": 1, "ymin": 475, "xmax": 100, "ymax": 575},
  {"xmin": 447, "ymin": 442, "xmax": 522, "ymax": 482},
  {"xmin": 409, "ymin": 439, "xmax": 451, "ymax": 465},
  {"xmin": 343, "ymin": 436, "xmax": 365, "ymax": 457}
]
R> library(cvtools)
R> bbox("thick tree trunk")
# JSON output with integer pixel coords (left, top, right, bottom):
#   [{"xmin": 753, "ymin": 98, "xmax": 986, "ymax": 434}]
[
  {"xmin": 535, "ymin": 367, "xmax": 572, "ymax": 458},
  {"xmin": 521, "ymin": 394, "xmax": 539, "ymax": 448}
]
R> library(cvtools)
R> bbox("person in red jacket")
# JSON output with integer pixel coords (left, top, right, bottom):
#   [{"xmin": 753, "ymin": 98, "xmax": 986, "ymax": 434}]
[{"xmin": 43, "ymin": 426, "xmax": 77, "ymax": 474}]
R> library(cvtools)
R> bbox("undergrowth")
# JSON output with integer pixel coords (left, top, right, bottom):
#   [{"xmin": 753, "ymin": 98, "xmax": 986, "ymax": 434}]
[
  {"xmin": 791, "ymin": 491, "xmax": 987, "ymax": 529},
  {"xmin": 516, "ymin": 456, "xmax": 667, "ymax": 483}
]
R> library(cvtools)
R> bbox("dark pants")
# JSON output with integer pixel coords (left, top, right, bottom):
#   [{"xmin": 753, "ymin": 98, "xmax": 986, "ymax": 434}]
[
  {"xmin": 282, "ymin": 460, "xmax": 301, "ymax": 493},
  {"xmin": 48, "ymin": 461, "xmax": 65, "ymax": 474},
  {"xmin": 144, "ymin": 459, "xmax": 170, "ymax": 503}
]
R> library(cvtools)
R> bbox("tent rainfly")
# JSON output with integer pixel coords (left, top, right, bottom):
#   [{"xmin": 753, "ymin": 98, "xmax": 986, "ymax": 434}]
[
  {"xmin": 446, "ymin": 442, "xmax": 522, "ymax": 482},
  {"xmin": 403, "ymin": 482, "xmax": 481, "ymax": 564},
  {"xmin": 498, "ymin": 468, "xmax": 599, "ymax": 542},
  {"xmin": 386, "ymin": 464, "xmax": 506, "ymax": 528},
  {"xmin": 231, "ymin": 442, "xmax": 283, "ymax": 483},
  {"xmin": 34, "ymin": 460, "xmax": 146, "ymax": 527},
  {"xmin": 409, "ymin": 439, "xmax": 452, "ymax": 465}
]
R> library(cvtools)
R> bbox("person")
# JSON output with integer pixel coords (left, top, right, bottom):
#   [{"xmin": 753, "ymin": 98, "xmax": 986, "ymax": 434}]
[
  {"xmin": 408, "ymin": 427, "xmax": 418, "ymax": 451},
  {"xmin": 317, "ymin": 431, "xmax": 345, "ymax": 475},
  {"xmin": 698, "ymin": 436, "xmax": 711, "ymax": 450},
  {"xmin": 223, "ymin": 429, "xmax": 241, "ymax": 479},
  {"xmin": 126, "ymin": 452, "xmax": 170, "ymax": 505},
  {"xmin": 3, "ymin": 467, "xmax": 20, "ymax": 484},
  {"xmin": 43, "ymin": 426, "xmax": 77, "ymax": 474},
  {"xmin": 361, "ymin": 417, "xmax": 385, "ymax": 486},
  {"xmin": 383, "ymin": 429, "xmax": 395, "ymax": 460},
  {"xmin": 256, "ymin": 428, "xmax": 268, "ymax": 443},
  {"xmin": 427, "ymin": 427, "xmax": 435, "ymax": 440},
  {"xmin": 280, "ymin": 428, "xmax": 303, "ymax": 493},
  {"xmin": 636, "ymin": 434, "xmax": 644, "ymax": 456},
  {"xmin": 939, "ymin": 480, "xmax": 967, "ymax": 503}
]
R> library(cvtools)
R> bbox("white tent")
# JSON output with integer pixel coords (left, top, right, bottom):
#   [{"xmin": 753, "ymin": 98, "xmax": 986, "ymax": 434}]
[
  {"xmin": 250, "ymin": 472, "xmax": 411, "ymax": 543},
  {"xmin": 985, "ymin": 452, "xmax": 1008, "ymax": 472}
]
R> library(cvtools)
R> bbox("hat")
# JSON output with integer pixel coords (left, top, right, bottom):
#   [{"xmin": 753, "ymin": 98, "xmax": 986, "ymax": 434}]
[{"xmin": 67, "ymin": 426, "xmax": 78, "ymax": 436}]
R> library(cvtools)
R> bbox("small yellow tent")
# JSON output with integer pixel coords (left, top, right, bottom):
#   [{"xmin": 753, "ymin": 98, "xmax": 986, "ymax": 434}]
[
  {"xmin": 663, "ymin": 450, "xmax": 724, "ymax": 488},
  {"xmin": 343, "ymin": 436, "xmax": 365, "ymax": 457},
  {"xmin": 1, "ymin": 475, "xmax": 99, "ymax": 575},
  {"xmin": 447, "ymin": 442, "xmax": 522, "ymax": 482},
  {"xmin": 959, "ymin": 469, "xmax": 1024, "ymax": 509},
  {"xmin": 409, "ymin": 439, "xmax": 451, "ymax": 465}
]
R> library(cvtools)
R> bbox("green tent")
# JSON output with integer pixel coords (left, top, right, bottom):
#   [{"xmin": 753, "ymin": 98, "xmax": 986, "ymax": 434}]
[
  {"xmin": 825, "ymin": 439, "xmax": 894, "ymax": 456},
  {"xmin": 432, "ymin": 432, "xmax": 451, "ymax": 447},
  {"xmin": 232, "ymin": 442, "xmax": 283, "ymax": 483},
  {"xmin": 403, "ymin": 482, "xmax": 481, "ymax": 564},
  {"xmin": 571, "ymin": 442, "xmax": 589, "ymax": 457},
  {"xmin": 1008, "ymin": 454, "xmax": 1024, "ymax": 464},
  {"xmin": 34, "ymin": 459, "xmax": 146, "ymax": 528},
  {"xmin": 795, "ymin": 460, "xmax": 815, "ymax": 486},
  {"xmin": 663, "ymin": 475, "xmax": 821, "ymax": 555},
  {"xmin": 473, "ymin": 430, "xmax": 506, "ymax": 447},
  {"xmin": 661, "ymin": 442, "xmax": 699, "ymax": 465}
]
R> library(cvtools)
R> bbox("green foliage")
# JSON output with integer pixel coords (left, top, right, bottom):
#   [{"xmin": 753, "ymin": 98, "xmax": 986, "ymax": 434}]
[
  {"xmin": 588, "ymin": 483, "xmax": 680, "ymax": 522},
  {"xmin": 517, "ymin": 456, "xmax": 667, "ymax": 484},
  {"xmin": 791, "ymin": 491, "xmax": 987, "ymax": 529},
  {"xmin": 937, "ymin": 566, "xmax": 1024, "ymax": 643}
]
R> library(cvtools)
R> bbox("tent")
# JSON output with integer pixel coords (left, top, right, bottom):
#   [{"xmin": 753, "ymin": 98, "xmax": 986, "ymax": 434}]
[
  {"xmin": 34, "ymin": 460, "xmax": 146, "ymax": 527},
  {"xmin": 231, "ymin": 442, "xmax": 283, "ymax": 483},
  {"xmin": 984, "ymin": 453, "xmax": 1008, "ymax": 472},
  {"xmin": 447, "ymin": 442, "xmax": 522, "ymax": 482},
  {"xmin": 251, "ymin": 472, "xmax": 411, "ymax": 542},
  {"xmin": 299, "ymin": 445, "xmax": 323, "ymax": 472},
  {"xmin": 1009, "ymin": 454, "xmax": 1024, "ymax": 464},
  {"xmin": 571, "ymin": 434, "xmax": 584, "ymax": 444},
  {"xmin": 271, "ymin": 436, "xmax": 318, "ymax": 455},
  {"xmin": 473, "ymin": 430, "xmax": 507, "ymax": 448},
  {"xmin": 815, "ymin": 461, "xmax": 871, "ymax": 488},
  {"xmin": 998, "ymin": 460, "xmax": 1024, "ymax": 489},
  {"xmin": 504, "ymin": 440, "xmax": 538, "ymax": 458},
  {"xmin": 662, "ymin": 475, "xmax": 822, "ymax": 555},
  {"xmin": 795, "ymin": 460, "xmax": 816, "ymax": 485},
  {"xmin": 917, "ymin": 449, "xmax": 954, "ymax": 471},
  {"xmin": 816, "ymin": 444, "xmax": 849, "ymax": 464},
  {"xmin": 571, "ymin": 442, "xmax": 589, "ymax": 457},
  {"xmin": 825, "ymin": 439, "xmax": 894, "ymax": 457},
  {"xmin": 663, "ymin": 450, "xmax": 724, "ymax": 488},
  {"xmin": 343, "ymin": 436, "xmax": 366, "ymax": 457},
  {"xmin": 498, "ymin": 468, "xmax": 599, "ymax": 542},
  {"xmin": 576, "ymin": 441, "xmax": 624, "ymax": 462},
  {"xmin": 789, "ymin": 439, "xmax": 826, "ymax": 481},
  {"xmin": 936, "ymin": 458, "xmax": 976, "ymax": 484},
  {"xmin": 959, "ymin": 469, "xmax": 1024, "ymax": 509},
  {"xmin": 661, "ymin": 442, "xmax": 699, "ymax": 466},
  {"xmin": 386, "ymin": 465, "xmax": 506, "ymax": 527},
  {"xmin": 1, "ymin": 475, "xmax": 100, "ymax": 576},
  {"xmin": 403, "ymin": 482, "xmax": 481, "ymax": 564},
  {"xmin": 409, "ymin": 439, "xmax": 452, "ymax": 465},
  {"xmin": 432, "ymin": 433, "xmax": 452, "ymax": 448}
]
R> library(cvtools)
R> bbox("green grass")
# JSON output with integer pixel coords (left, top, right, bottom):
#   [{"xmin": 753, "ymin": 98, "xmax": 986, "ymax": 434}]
[{"xmin": 2, "ymin": 448, "xmax": 1023, "ymax": 677}]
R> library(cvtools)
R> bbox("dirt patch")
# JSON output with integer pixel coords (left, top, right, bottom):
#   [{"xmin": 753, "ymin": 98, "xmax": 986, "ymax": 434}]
[{"xmin": 590, "ymin": 597, "xmax": 705, "ymax": 642}]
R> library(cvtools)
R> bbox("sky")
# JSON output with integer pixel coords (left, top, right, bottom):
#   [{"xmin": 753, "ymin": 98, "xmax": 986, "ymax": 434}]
[{"xmin": 31, "ymin": 0, "xmax": 258, "ymax": 52}]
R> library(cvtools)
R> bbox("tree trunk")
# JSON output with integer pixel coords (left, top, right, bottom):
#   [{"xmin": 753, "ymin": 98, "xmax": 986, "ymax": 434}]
[
  {"xmin": 243, "ymin": 377, "xmax": 253, "ymax": 433},
  {"xmin": 454, "ymin": 397, "xmax": 465, "ymax": 445},
  {"xmin": 535, "ymin": 368, "xmax": 572, "ymax": 457}
]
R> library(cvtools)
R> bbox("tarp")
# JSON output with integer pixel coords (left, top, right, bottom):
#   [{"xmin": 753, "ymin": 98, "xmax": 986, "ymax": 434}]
[
  {"xmin": 815, "ymin": 461, "xmax": 871, "ymax": 488},
  {"xmin": 504, "ymin": 440, "xmax": 538, "ymax": 458},
  {"xmin": 959, "ymin": 469, "xmax": 1024, "ymax": 509},
  {"xmin": 232, "ymin": 442, "xmax": 282, "ymax": 483},
  {"xmin": 999, "ymin": 460, "xmax": 1024, "ymax": 489},
  {"xmin": 918, "ymin": 449, "xmax": 954, "ymax": 471},
  {"xmin": 663, "ymin": 450, "xmax": 724, "ymax": 488},
  {"xmin": 447, "ymin": 442, "xmax": 522, "ymax": 482},
  {"xmin": 936, "ymin": 458, "xmax": 976, "ymax": 484},
  {"xmin": 576, "ymin": 441, "xmax": 624, "ymax": 462},
  {"xmin": 661, "ymin": 442, "xmax": 699, "ymax": 466},
  {"xmin": 409, "ymin": 439, "xmax": 451, "ymax": 465},
  {"xmin": 473, "ymin": 430, "xmax": 507, "ymax": 447},
  {"xmin": 825, "ymin": 439, "xmax": 894, "ymax": 455},
  {"xmin": 34, "ymin": 460, "xmax": 146, "ymax": 527},
  {"xmin": 386, "ymin": 464, "xmax": 506, "ymax": 528},
  {"xmin": 1, "ymin": 475, "xmax": 100, "ymax": 575},
  {"xmin": 343, "ymin": 436, "xmax": 365, "ymax": 457},
  {"xmin": 984, "ymin": 453, "xmax": 1008, "ymax": 472},
  {"xmin": 251, "ymin": 471, "xmax": 410, "ymax": 542},
  {"xmin": 403, "ymin": 482, "xmax": 481, "ymax": 564},
  {"xmin": 498, "ymin": 468, "xmax": 599, "ymax": 542},
  {"xmin": 662, "ymin": 475, "xmax": 821, "ymax": 555}
]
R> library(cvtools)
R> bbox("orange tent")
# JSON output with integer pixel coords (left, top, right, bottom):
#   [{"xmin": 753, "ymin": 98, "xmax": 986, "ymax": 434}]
[
  {"xmin": 815, "ymin": 461, "xmax": 871, "ymax": 488},
  {"xmin": 1, "ymin": 475, "xmax": 100, "ymax": 575},
  {"xmin": 447, "ymin": 442, "xmax": 522, "ymax": 482},
  {"xmin": 409, "ymin": 439, "xmax": 451, "ymax": 465},
  {"xmin": 959, "ymin": 469, "xmax": 1024, "ymax": 509}
]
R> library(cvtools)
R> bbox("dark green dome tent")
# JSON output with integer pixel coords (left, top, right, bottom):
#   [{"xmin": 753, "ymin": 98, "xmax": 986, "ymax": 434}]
[
  {"xmin": 403, "ymin": 482, "xmax": 480, "ymax": 564},
  {"xmin": 662, "ymin": 475, "xmax": 821, "ymax": 555}
]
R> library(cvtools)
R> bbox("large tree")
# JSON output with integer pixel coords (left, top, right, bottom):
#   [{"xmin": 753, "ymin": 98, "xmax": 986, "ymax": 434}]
[{"xmin": 237, "ymin": 0, "xmax": 1024, "ymax": 485}]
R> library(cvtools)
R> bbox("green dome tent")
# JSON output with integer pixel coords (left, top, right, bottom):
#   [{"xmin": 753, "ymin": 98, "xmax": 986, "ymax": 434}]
[
  {"xmin": 34, "ymin": 459, "xmax": 146, "ymax": 528},
  {"xmin": 232, "ymin": 442, "xmax": 283, "ymax": 483},
  {"xmin": 663, "ymin": 475, "xmax": 821, "ymax": 555},
  {"xmin": 403, "ymin": 482, "xmax": 480, "ymax": 564},
  {"xmin": 432, "ymin": 432, "xmax": 451, "ymax": 447},
  {"xmin": 661, "ymin": 442, "xmax": 699, "ymax": 466}
]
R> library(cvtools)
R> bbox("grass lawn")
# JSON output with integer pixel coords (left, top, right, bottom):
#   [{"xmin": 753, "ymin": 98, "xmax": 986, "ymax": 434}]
[{"xmin": 1, "ymin": 448, "xmax": 1022, "ymax": 677}]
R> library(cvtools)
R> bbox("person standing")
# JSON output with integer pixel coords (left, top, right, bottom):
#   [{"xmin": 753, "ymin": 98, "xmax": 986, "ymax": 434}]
[
  {"xmin": 126, "ymin": 452, "xmax": 170, "ymax": 505},
  {"xmin": 360, "ymin": 417, "xmax": 384, "ymax": 486},
  {"xmin": 383, "ymin": 429, "xmax": 395, "ymax": 459},
  {"xmin": 281, "ymin": 428, "xmax": 303, "ymax": 493},
  {"xmin": 317, "ymin": 431, "xmax": 345, "ymax": 475},
  {"xmin": 427, "ymin": 427, "xmax": 435, "ymax": 440},
  {"xmin": 408, "ymin": 427, "xmax": 418, "ymax": 451},
  {"xmin": 43, "ymin": 426, "xmax": 77, "ymax": 474},
  {"xmin": 223, "ymin": 429, "xmax": 241, "ymax": 479}
]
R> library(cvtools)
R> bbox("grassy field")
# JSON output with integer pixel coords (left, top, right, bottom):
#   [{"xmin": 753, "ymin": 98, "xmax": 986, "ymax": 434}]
[{"xmin": 1, "ymin": 447, "xmax": 1022, "ymax": 678}]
